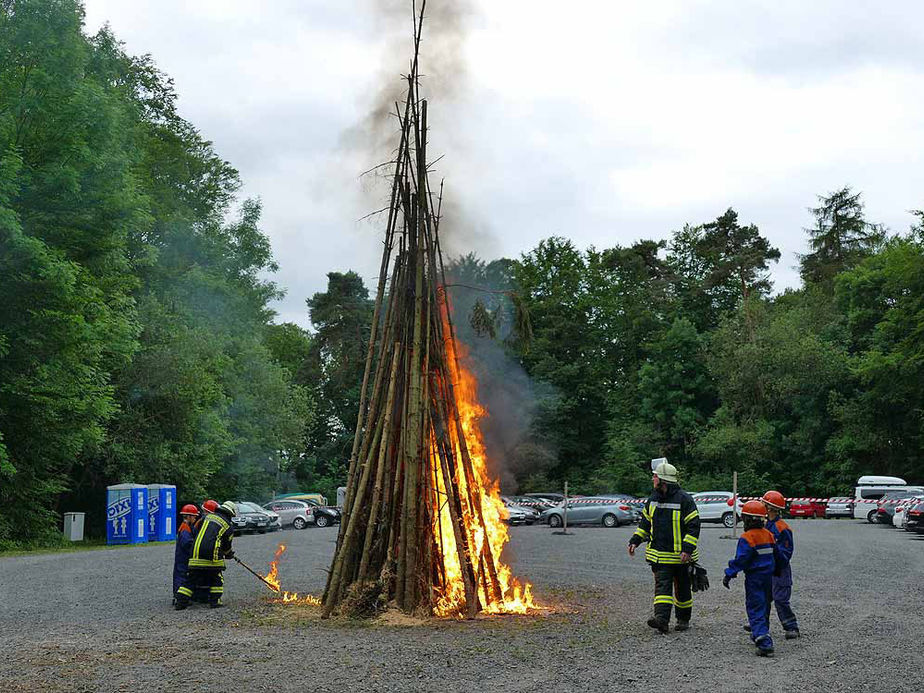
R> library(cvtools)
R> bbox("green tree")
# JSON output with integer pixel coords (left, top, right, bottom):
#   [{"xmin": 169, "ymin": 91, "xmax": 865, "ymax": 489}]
[{"xmin": 800, "ymin": 187, "xmax": 885, "ymax": 288}]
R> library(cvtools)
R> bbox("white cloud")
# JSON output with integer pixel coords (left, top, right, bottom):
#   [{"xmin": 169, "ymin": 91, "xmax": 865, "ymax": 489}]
[{"xmin": 82, "ymin": 0, "xmax": 924, "ymax": 327}]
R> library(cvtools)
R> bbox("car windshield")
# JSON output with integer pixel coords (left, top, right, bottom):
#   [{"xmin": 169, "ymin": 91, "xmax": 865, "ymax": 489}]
[{"xmin": 239, "ymin": 502, "xmax": 263, "ymax": 513}]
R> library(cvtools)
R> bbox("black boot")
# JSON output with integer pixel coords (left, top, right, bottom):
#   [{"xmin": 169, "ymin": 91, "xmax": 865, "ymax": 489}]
[
  {"xmin": 743, "ymin": 624, "xmax": 752, "ymax": 632},
  {"xmin": 647, "ymin": 617, "xmax": 670, "ymax": 634},
  {"xmin": 784, "ymin": 629, "xmax": 800, "ymax": 639},
  {"xmin": 674, "ymin": 621, "xmax": 690, "ymax": 632}
]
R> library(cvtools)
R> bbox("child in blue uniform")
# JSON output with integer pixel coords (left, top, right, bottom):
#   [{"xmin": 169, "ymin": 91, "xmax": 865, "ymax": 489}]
[
  {"xmin": 173, "ymin": 504, "xmax": 199, "ymax": 604},
  {"xmin": 723, "ymin": 500, "xmax": 787, "ymax": 656},
  {"xmin": 761, "ymin": 490, "xmax": 800, "ymax": 638}
]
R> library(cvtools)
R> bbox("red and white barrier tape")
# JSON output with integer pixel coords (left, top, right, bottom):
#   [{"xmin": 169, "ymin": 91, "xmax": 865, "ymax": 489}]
[{"xmin": 505, "ymin": 496, "xmax": 922, "ymax": 508}]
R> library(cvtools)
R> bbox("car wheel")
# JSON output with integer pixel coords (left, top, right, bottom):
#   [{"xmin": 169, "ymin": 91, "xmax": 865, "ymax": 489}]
[
  {"xmin": 258, "ymin": 529, "xmax": 266, "ymax": 534},
  {"xmin": 549, "ymin": 514, "xmax": 563, "ymax": 528},
  {"xmin": 602, "ymin": 513, "xmax": 618, "ymax": 528},
  {"xmin": 867, "ymin": 510, "xmax": 878, "ymax": 524},
  {"xmin": 316, "ymin": 514, "xmax": 331, "ymax": 528},
  {"xmin": 722, "ymin": 512, "xmax": 735, "ymax": 529},
  {"xmin": 293, "ymin": 517, "xmax": 307, "ymax": 530}
]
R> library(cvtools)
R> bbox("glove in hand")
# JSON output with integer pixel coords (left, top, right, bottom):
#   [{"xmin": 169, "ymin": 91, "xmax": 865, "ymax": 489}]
[{"xmin": 722, "ymin": 574, "xmax": 732, "ymax": 589}]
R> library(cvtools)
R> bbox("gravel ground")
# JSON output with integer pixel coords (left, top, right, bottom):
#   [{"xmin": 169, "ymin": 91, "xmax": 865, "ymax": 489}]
[{"xmin": 1, "ymin": 519, "xmax": 922, "ymax": 692}]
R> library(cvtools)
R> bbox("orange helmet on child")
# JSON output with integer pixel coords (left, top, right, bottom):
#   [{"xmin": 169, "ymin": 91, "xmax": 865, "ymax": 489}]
[
  {"xmin": 180, "ymin": 504, "xmax": 199, "ymax": 516},
  {"xmin": 741, "ymin": 500, "xmax": 768, "ymax": 517},
  {"xmin": 203, "ymin": 499, "xmax": 219, "ymax": 513},
  {"xmin": 761, "ymin": 490, "xmax": 786, "ymax": 510}
]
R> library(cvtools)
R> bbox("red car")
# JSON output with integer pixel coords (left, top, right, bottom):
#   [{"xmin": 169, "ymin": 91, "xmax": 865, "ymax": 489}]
[{"xmin": 788, "ymin": 500, "xmax": 826, "ymax": 518}]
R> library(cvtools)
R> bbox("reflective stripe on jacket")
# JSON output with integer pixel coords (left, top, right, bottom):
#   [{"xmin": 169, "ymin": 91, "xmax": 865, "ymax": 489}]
[
  {"xmin": 629, "ymin": 484, "xmax": 701, "ymax": 564},
  {"xmin": 189, "ymin": 511, "xmax": 233, "ymax": 569}
]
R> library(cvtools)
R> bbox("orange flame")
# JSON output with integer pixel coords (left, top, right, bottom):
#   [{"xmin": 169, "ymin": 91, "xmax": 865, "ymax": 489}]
[
  {"xmin": 263, "ymin": 543, "xmax": 286, "ymax": 592},
  {"xmin": 431, "ymin": 316, "xmax": 536, "ymax": 617},
  {"xmin": 262, "ymin": 543, "xmax": 321, "ymax": 606}
]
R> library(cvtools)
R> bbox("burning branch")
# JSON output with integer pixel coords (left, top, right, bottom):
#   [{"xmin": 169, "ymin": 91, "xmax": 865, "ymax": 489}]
[{"xmin": 322, "ymin": 2, "xmax": 535, "ymax": 619}]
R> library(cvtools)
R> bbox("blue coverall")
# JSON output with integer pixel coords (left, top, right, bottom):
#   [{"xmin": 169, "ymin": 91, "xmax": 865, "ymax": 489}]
[
  {"xmin": 173, "ymin": 519, "xmax": 195, "ymax": 596},
  {"xmin": 725, "ymin": 527, "xmax": 785, "ymax": 652},
  {"xmin": 766, "ymin": 516, "xmax": 799, "ymax": 632}
]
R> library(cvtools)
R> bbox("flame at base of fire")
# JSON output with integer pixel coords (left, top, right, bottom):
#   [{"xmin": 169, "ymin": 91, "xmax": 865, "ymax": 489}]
[{"xmin": 273, "ymin": 591, "xmax": 321, "ymax": 606}]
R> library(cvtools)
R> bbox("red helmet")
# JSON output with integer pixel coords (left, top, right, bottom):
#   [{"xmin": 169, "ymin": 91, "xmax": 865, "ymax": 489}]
[
  {"xmin": 741, "ymin": 500, "xmax": 768, "ymax": 518},
  {"xmin": 180, "ymin": 504, "xmax": 199, "ymax": 516},
  {"xmin": 761, "ymin": 490, "xmax": 786, "ymax": 510},
  {"xmin": 203, "ymin": 499, "xmax": 219, "ymax": 513}
]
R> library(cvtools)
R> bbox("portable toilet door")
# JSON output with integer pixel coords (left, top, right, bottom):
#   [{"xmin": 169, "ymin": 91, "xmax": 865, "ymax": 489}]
[
  {"xmin": 106, "ymin": 484, "xmax": 149, "ymax": 545},
  {"xmin": 147, "ymin": 484, "xmax": 177, "ymax": 542}
]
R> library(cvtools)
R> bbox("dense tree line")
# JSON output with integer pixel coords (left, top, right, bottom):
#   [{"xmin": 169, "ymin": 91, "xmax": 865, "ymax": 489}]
[
  {"xmin": 0, "ymin": 0, "xmax": 312, "ymax": 547},
  {"xmin": 2, "ymin": 1, "xmax": 922, "ymax": 547}
]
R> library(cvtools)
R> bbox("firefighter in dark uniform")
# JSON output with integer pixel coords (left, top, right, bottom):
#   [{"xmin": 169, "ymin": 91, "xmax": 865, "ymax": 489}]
[
  {"xmin": 175, "ymin": 501, "xmax": 237, "ymax": 610},
  {"xmin": 627, "ymin": 461, "xmax": 701, "ymax": 633}
]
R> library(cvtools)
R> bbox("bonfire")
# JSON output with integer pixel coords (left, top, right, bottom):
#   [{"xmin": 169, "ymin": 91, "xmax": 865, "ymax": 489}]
[{"xmin": 321, "ymin": 2, "xmax": 535, "ymax": 619}]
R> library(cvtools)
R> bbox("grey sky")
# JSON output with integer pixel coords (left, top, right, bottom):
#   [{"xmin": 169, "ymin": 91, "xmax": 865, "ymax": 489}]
[{"xmin": 82, "ymin": 1, "xmax": 924, "ymax": 328}]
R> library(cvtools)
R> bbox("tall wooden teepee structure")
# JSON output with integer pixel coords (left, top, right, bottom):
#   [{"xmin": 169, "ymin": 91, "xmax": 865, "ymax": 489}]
[{"xmin": 322, "ymin": 2, "xmax": 518, "ymax": 619}]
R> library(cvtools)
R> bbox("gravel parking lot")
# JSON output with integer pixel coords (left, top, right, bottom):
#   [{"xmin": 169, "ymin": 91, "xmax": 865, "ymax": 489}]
[{"xmin": 1, "ymin": 520, "xmax": 922, "ymax": 692}]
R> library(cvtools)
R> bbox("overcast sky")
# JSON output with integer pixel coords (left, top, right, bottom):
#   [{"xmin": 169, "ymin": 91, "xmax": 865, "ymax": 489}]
[{"xmin": 82, "ymin": 1, "xmax": 924, "ymax": 328}]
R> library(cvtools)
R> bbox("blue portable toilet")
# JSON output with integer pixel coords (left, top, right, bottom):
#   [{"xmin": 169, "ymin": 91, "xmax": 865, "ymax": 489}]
[
  {"xmin": 146, "ymin": 484, "xmax": 177, "ymax": 542},
  {"xmin": 106, "ymin": 484, "xmax": 148, "ymax": 545}
]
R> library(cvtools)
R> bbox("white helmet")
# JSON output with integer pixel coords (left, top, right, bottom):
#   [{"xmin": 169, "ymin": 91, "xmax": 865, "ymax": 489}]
[
  {"xmin": 219, "ymin": 501, "xmax": 238, "ymax": 517},
  {"xmin": 654, "ymin": 461, "xmax": 678, "ymax": 483}
]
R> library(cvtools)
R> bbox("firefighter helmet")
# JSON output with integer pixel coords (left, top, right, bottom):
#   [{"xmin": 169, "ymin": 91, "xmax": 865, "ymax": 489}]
[
  {"xmin": 219, "ymin": 501, "xmax": 238, "ymax": 517},
  {"xmin": 761, "ymin": 490, "xmax": 786, "ymax": 510},
  {"xmin": 180, "ymin": 504, "xmax": 200, "ymax": 516},
  {"xmin": 653, "ymin": 461, "xmax": 678, "ymax": 483},
  {"xmin": 203, "ymin": 499, "xmax": 219, "ymax": 513},
  {"xmin": 741, "ymin": 500, "xmax": 768, "ymax": 517}
]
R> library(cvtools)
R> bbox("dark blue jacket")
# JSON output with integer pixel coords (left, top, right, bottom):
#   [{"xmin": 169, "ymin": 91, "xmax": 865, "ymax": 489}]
[
  {"xmin": 725, "ymin": 527, "xmax": 785, "ymax": 579},
  {"xmin": 173, "ymin": 520, "xmax": 195, "ymax": 592},
  {"xmin": 766, "ymin": 517, "xmax": 794, "ymax": 562}
]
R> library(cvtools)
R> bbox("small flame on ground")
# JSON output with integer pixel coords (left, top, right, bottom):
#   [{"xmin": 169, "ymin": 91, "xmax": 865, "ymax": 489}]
[{"xmin": 261, "ymin": 542, "xmax": 321, "ymax": 606}]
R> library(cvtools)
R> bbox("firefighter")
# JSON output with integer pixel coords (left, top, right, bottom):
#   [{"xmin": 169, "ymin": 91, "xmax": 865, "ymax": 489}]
[
  {"xmin": 191, "ymin": 499, "xmax": 220, "ymax": 603},
  {"xmin": 761, "ymin": 490, "xmax": 800, "ymax": 638},
  {"xmin": 172, "ymin": 504, "xmax": 200, "ymax": 604},
  {"xmin": 627, "ymin": 461, "xmax": 701, "ymax": 633},
  {"xmin": 175, "ymin": 501, "xmax": 237, "ymax": 610},
  {"xmin": 722, "ymin": 500, "xmax": 787, "ymax": 657}
]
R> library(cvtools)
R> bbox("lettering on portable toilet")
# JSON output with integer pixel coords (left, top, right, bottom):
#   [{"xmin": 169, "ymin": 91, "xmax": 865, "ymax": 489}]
[
  {"xmin": 107, "ymin": 496, "xmax": 132, "ymax": 540},
  {"xmin": 148, "ymin": 496, "xmax": 160, "ymax": 535}
]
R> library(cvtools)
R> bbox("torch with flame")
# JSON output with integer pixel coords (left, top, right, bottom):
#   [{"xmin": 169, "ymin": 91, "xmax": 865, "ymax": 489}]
[{"xmin": 261, "ymin": 543, "xmax": 321, "ymax": 606}]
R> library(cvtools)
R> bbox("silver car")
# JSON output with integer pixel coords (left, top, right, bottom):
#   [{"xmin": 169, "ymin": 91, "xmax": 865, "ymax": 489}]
[
  {"xmin": 540, "ymin": 497, "xmax": 635, "ymax": 528},
  {"xmin": 825, "ymin": 497, "xmax": 854, "ymax": 518},
  {"xmin": 262, "ymin": 499, "xmax": 313, "ymax": 530}
]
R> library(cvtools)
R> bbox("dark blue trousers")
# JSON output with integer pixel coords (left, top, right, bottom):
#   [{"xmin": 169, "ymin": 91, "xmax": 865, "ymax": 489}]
[
  {"xmin": 772, "ymin": 564, "xmax": 799, "ymax": 631},
  {"xmin": 745, "ymin": 573, "xmax": 773, "ymax": 651}
]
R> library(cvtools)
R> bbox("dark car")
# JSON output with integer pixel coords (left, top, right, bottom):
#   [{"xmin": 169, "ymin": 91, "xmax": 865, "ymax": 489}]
[
  {"xmin": 303, "ymin": 498, "xmax": 341, "ymax": 528},
  {"xmin": 875, "ymin": 490, "xmax": 922, "ymax": 525},
  {"xmin": 905, "ymin": 500, "xmax": 924, "ymax": 533},
  {"xmin": 231, "ymin": 501, "xmax": 276, "ymax": 534}
]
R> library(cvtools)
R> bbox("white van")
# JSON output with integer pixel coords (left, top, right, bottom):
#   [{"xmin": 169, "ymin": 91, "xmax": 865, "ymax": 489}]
[{"xmin": 854, "ymin": 476, "xmax": 924, "ymax": 522}]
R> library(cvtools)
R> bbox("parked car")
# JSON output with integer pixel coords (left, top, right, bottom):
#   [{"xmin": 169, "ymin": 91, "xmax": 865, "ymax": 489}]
[
  {"xmin": 825, "ymin": 497, "xmax": 854, "ymax": 518},
  {"xmin": 524, "ymin": 492, "xmax": 568, "ymax": 504},
  {"xmin": 597, "ymin": 493, "xmax": 644, "ymax": 521},
  {"xmin": 853, "ymin": 476, "xmax": 924, "ymax": 522},
  {"xmin": 302, "ymin": 499, "xmax": 341, "ymax": 528},
  {"xmin": 692, "ymin": 491, "xmax": 742, "ymax": 528},
  {"xmin": 875, "ymin": 490, "xmax": 924, "ymax": 525},
  {"xmin": 231, "ymin": 501, "xmax": 277, "ymax": 534},
  {"xmin": 539, "ymin": 497, "xmax": 634, "ymax": 528},
  {"xmin": 788, "ymin": 500, "xmax": 826, "ymax": 519},
  {"xmin": 262, "ymin": 499, "xmax": 314, "ymax": 530},
  {"xmin": 905, "ymin": 500, "xmax": 924, "ymax": 533},
  {"xmin": 502, "ymin": 501, "xmax": 540, "ymax": 525}
]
